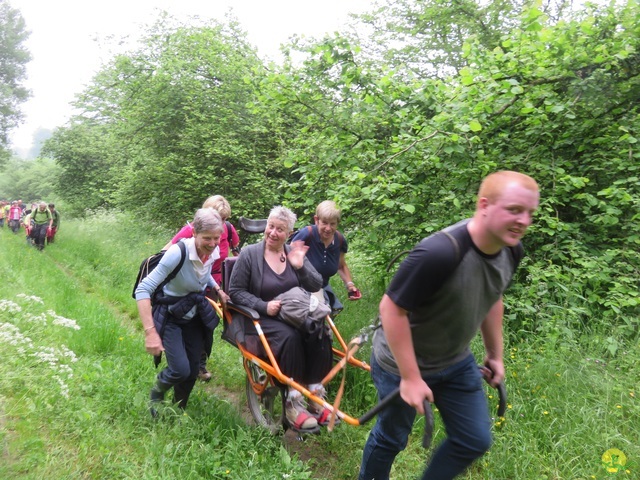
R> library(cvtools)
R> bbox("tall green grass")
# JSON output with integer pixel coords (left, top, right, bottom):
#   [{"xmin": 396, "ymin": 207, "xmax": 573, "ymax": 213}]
[
  {"xmin": 1, "ymin": 214, "xmax": 638, "ymax": 479},
  {"xmin": 0, "ymin": 217, "xmax": 311, "ymax": 480}
]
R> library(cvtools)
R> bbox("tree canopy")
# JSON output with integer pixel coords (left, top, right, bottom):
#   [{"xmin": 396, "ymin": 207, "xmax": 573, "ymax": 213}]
[
  {"xmin": 0, "ymin": 0, "xmax": 31, "ymax": 163},
  {"xmin": 42, "ymin": 1, "xmax": 639, "ymax": 351},
  {"xmin": 44, "ymin": 16, "xmax": 294, "ymax": 221}
]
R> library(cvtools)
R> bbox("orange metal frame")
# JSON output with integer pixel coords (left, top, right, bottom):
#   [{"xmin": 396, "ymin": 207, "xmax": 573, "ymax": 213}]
[{"xmin": 209, "ymin": 298, "xmax": 371, "ymax": 427}]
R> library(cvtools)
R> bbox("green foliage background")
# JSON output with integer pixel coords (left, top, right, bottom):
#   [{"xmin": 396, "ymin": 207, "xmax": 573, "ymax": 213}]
[
  {"xmin": 6, "ymin": 0, "xmax": 638, "ymax": 360},
  {"xmin": 0, "ymin": 0, "xmax": 31, "ymax": 162}
]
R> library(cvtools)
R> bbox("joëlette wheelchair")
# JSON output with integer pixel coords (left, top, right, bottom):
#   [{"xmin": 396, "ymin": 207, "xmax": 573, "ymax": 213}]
[
  {"xmin": 207, "ymin": 217, "xmax": 506, "ymax": 441},
  {"xmin": 208, "ymin": 253, "xmax": 381, "ymax": 435}
]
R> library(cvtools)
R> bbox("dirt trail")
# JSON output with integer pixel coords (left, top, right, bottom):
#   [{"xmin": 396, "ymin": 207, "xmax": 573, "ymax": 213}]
[{"xmin": 204, "ymin": 379, "xmax": 335, "ymax": 478}]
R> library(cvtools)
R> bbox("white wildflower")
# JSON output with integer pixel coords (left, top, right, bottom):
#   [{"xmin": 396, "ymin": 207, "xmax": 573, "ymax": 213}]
[
  {"xmin": 16, "ymin": 294, "xmax": 44, "ymax": 304},
  {"xmin": 32, "ymin": 346, "xmax": 60, "ymax": 367},
  {"xmin": 47, "ymin": 310, "xmax": 81, "ymax": 330},
  {"xmin": 0, "ymin": 300, "xmax": 22, "ymax": 314},
  {"xmin": 0, "ymin": 322, "xmax": 33, "ymax": 348},
  {"xmin": 1, "ymin": 297, "xmax": 79, "ymax": 401},
  {"xmin": 24, "ymin": 313, "xmax": 48, "ymax": 324},
  {"xmin": 59, "ymin": 345, "xmax": 78, "ymax": 363},
  {"xmin": 53, "ymin": 375, "xmax": 70, "ymax": 399}
]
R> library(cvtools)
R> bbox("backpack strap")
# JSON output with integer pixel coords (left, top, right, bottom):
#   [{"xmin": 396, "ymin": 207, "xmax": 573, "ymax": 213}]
[
  {"xmin": 165, "ymin": 241, "xmax": 187, "ymax": 284},
  {"xmin": 155, "ymin": 241, "xmax": 187, "ymax": 298},
  {"xmin": 305, "ymin": 225, "xmax": 313, "ymax": 245},
  {"xmin": 442, "ymin": 230, "xmax": 523, "ymax": 271},
  {"xmin": 508, "ymin": 243, "xmax": 524, "ymax": 269},
  {"xmin": 440, "ymin": 231, "xmax": 461, "ymax": 263},
  {"xmin": 225, "ymin": 221, "xmax": 234, "ymax": 246}
]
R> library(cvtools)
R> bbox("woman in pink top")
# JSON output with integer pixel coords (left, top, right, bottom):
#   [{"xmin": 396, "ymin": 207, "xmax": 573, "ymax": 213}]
[
  {"xmin": 8, "ymin": 202, "xmax": 22, "ymax": 233},
  {"xmin": 164, "ymin": 195, "xmax": 239, "ymax": 381}
]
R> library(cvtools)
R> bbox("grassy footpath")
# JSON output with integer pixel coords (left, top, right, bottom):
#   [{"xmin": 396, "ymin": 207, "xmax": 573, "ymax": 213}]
[{"xmin": 0, "ymin": 212, "xmax": 638, "ymax": 479}]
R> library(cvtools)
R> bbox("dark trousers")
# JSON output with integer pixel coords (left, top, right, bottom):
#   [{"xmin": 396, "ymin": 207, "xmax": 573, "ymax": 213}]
[
  {"xmin": 31, "ymin": 223, "xmax": 48, "ymax": 250},
  {"xmin": 199, "ymin": 333, "xmax": 213, "ymax": 370},
  {"xmin": 250, "ymin": 317, "xmax": 333, "ymax": 385},
  {"xmin": 158, "ymin": 319, "xmax": 211, "ymax": 408}
]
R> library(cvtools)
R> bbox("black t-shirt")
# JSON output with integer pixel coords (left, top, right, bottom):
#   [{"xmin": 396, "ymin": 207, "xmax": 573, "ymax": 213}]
[{"xmin": 374, "ymin": 219, "xmax": 523, "ymax": 374}]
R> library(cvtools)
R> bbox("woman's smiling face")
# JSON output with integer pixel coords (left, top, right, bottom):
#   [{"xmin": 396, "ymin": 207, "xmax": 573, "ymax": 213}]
[
  {"xmin": 194, "ymin": 230, "xmax": 221, "ymax": 257},
  {"xmin": 315, "ymin": 216, "xmax": 338, "ymax": 242},
  {"xmin": 264, "ymin": 218, "xmax": 289, "ymax": 249}
]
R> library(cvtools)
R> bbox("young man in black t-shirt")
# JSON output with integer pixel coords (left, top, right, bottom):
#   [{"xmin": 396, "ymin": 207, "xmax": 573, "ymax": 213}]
[{"xmin": 360, "ymin": 171, "xmax": 540, "ymax": 480}]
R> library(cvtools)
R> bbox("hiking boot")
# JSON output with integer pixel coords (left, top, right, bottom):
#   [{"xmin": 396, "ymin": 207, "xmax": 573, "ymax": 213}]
[
  {"xmin": 198, "ymin": 367, "xmax": 212, "ymax": 382},
  {"xmin": 285, "ymin": 396, "xmax": 318, "ymax": 431},
  {"xmin": 149, "ymin": 380, "xmax": 171, "ymax": 418}
]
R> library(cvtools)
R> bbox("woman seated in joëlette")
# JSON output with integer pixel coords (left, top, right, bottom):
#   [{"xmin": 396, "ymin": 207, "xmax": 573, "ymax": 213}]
[{"xmin": 228, "ymin": 206, "xmax": 334, "ymax": 432}]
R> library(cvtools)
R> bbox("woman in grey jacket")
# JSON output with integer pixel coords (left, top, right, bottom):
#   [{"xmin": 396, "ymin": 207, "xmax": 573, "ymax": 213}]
[{"xmin": 229, "ymin": 206, "xmax": 333, "ymax": 432}]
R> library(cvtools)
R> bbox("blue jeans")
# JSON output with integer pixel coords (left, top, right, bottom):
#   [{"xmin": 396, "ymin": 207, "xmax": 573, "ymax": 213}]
[{"xmin": 359, "ymin": 353, "xmax": 492, "ymax": 480}]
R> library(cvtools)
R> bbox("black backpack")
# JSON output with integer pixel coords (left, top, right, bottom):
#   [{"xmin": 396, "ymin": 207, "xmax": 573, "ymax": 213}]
[
  {"xmin": 131, "ymin": 242, "xmax": 187, "ymax": 300},
  {"xmin": 225, "ymin": 221, "xmax": 240, "ymax": 255}
]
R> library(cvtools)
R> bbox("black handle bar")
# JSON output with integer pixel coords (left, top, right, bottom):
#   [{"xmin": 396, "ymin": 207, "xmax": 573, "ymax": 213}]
[
  {"xmin": 357, "ymin": 371, "xmax": 507, "ymax": 449},
  {"xmin": 357, "ymin": 388, "xmax": 436, "ymax": 449},
  {"xmin": 357, "ymin": 387, "xmax": 402, "ymax": 425},
  {"xmin": 496, "ymin": 381, "xmax": 507, "ymax": 417},
  {"xmin": 479, "ymin": 366, "xmax": 507, "ymax": 417}
]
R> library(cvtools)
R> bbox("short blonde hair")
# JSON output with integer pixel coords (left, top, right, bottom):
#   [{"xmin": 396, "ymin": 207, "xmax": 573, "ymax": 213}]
[
  {"xmin": 315, "ymin": 200, "xmax": 341, "ymax": 222},
  {"xmin": 202, "ymin": 195, "xmax": 231, "ymax": 220},
  {"xmin": 477, "ymin": 171, "xmax": 539, "ymax": 205}
]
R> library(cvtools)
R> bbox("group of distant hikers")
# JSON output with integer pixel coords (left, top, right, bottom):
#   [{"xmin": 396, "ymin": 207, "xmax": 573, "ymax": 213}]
[{"xmin": 0, "ymin": 199, "xmax": 61, "ymax": 251}]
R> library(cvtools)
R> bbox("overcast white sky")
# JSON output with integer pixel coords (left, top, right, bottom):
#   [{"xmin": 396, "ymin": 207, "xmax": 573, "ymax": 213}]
[{"xmin": 10, "ymin": 0, "xmax": 372, "ymax": 154}]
